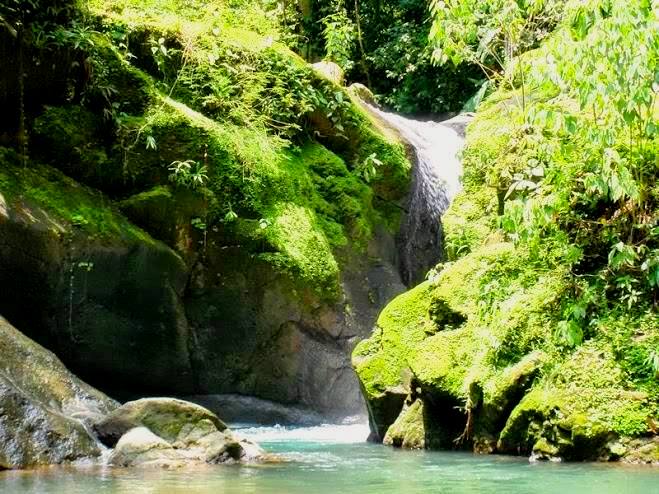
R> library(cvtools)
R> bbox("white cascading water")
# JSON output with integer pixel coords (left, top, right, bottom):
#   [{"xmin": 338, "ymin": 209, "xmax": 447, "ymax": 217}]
[
  {"xmin": 235, "ymin": 423, "xmax": 371, "ymax": 444},
  {"xmin": 363, "ymin": 103, "xmax": 467, "ymax": 285}
]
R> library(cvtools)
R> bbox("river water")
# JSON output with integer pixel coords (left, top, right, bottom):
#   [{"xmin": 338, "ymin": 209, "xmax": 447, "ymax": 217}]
[{"xmin": 2, "ymin": 424, "xmax": 657, "ymax": 493}]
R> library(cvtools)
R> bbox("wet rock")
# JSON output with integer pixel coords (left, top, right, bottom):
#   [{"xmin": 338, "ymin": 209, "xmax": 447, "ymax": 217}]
[
  {"xmin": 0, "ymin": 316, "xmax": 117, "ymax": 469},
  {"xmin": 93, "ymin": 398, "xmax": 227, "ymax": 448}
]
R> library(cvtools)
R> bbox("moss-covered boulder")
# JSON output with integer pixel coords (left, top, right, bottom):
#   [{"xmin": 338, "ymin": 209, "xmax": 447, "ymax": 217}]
[
  {"xmin": 94, "ymin": 398, "xmax": 227, "ymax": 447},
  {"xmin": 353, "ymin": 68, "xmax": 659, "ymax": 462},
  {"xmin": 0, "ymin": 316, "xmax": 117, "ymax": 470},
  {"xmin": 103, "ymin": 400, "xmax": 267, "ymax": 468},
  {"xmin": 353, "ymin": 281, "xmax": 434, "ymax": 439},
  {"xmin": 383, "ymin": 399, "xmax": 428, "ymax": 449}
]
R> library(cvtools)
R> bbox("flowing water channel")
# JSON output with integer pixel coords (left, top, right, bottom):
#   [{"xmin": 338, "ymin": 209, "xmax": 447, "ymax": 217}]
[
  {"xmin": 363, "ymin": 104, "xmax": 466, "ymax": 285},
  {"xmin": 2, "ymin": 423, "xmax": 658, "ymax": 493}
]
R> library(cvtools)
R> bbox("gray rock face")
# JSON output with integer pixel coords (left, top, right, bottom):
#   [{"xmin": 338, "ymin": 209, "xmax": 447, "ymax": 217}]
[
  {"xmin": 0, "ymin": 190, "xmax": 195, "ymax": 397},
  {"xmin": 186, "ymin": 228, "xmax": 406, "ymax": 417},
  {"xmin": 185, "ymin": 394, "xmax": 326, "ymax": 426},
  {"xmin": 0, "ymin": 316, "xmax": 117, "ymax": 469}
]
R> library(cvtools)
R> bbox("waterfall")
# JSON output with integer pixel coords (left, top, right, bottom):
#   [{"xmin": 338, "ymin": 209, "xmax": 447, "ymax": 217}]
[{"xmin": 363, "ymin": 104, "xmax": 468, "ymax": 286}]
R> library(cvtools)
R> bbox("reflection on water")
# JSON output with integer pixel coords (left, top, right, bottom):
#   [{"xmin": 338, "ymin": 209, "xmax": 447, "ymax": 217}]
[{"xmin": 2, "ymin": 424, "xmax": 658, "ymax": 494}]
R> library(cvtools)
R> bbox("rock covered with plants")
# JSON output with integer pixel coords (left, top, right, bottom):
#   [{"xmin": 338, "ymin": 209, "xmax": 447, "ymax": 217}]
[
  {"xmin": 354, "ymin": 0, "xmax": 658, "ymax": 463},
  {"xmin": 0, "ymin": 0, "xmax": 412, "ymax": 417}
]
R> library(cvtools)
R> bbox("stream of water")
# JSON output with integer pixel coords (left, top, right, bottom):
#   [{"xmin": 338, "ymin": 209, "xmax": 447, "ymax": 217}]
[
  {"xmin": 2, "ymin": 424, "xmax": 657, "ymax": 493},
  {"xmin": 364, "ymin": 104, "xmax": 466, "ymax": 285}
]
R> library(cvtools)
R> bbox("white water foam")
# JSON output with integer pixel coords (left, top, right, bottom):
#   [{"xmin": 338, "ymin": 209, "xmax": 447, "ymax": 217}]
[{"xmin": 233, "ymin": 423, "xmax": 371, "ymax": 444}]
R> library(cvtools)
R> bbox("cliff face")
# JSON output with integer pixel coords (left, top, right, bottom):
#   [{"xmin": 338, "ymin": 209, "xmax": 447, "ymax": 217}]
[{"xmin": 0, "ymin": 0, "xmax": 410, "ymax": 416}]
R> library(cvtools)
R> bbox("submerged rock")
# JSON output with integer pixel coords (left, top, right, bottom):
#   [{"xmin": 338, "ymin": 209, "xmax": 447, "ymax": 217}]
[{"xmin": 0, "ymin": 316, "xmax": 118, "ymax": 470}]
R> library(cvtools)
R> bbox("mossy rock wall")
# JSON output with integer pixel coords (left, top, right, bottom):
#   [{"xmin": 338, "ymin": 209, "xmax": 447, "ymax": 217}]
[
  {"xmin": 353, "ymin": 80, "xmax": 659, "ymax": 462},
  {"xmin": 0, "ymin": 156, "xmax": 195, "ymax": 395}
]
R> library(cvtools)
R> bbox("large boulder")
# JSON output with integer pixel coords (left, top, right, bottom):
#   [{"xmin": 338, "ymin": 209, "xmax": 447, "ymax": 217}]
[
  {"xmin": 94, "ymin": 398, "xmax": 227, "ymax": 447},
  {"xmin": 108, "ymin": 427, "xmax": 188, "ymax": 468},
  {"xmin": 102, "ymin": 399, "xmax": 267, "ymax": 468},
  {"xmin": 0, "ymin": 316, "xmax": 118, "ymax": 469}
]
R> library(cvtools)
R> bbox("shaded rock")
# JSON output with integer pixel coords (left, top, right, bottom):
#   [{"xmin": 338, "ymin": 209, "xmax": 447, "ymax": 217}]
[
  {"xmin": 363, "ymin": 385, "xmax": 409, "ymax": 442},
  {"xmin": 473, "ymin": 351, "xmax": 545, "ymax": 449},
  {"xmin": 0, "ymin": 315, "xmax": 118, "ymax": 469},
  {"xmin": 187, "ymin": 225, "xmax": 406, "ymax": 417},
  {"xmin": 0, "ymin": 162, "xmax": 195, "ymax": 397},
  {"xmin": 94, "ymin": 398, "xmax": 227, "ymax": 448},
  {"xmin": 383, "ymin": 399, "xmax": 426, "ymax": 449},
  {"xmin": 185, "ymin": 394, "xmax": 326, "ymax": 426}
]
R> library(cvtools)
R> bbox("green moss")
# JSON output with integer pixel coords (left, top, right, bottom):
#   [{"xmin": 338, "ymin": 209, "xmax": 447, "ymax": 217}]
[
  {"xmin": 259, "ymin": 202, "xmax": 340, "ymax": 297},
  {"xmin": 383, "ymin": 399, "xmax": 426, "ymax": 449},
  {"xmin": 0, "ymin": 147, "xmax": 154, "ymax": 242},
  {"xmin": 354, "ymin": 281, "xmax": 435, "ymax": 398}
]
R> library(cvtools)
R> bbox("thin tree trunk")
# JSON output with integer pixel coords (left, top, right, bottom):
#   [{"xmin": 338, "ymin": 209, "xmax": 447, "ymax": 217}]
[
  {"xmin": 17, "ymin": 22, "xmax": 27, "ymax": 168},
  {"xmin": 354, "ymin": 0, "xmax": 371, "ymax": 88}
]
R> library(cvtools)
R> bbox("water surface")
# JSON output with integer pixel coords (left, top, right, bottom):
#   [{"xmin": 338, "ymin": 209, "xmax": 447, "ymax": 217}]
[{"xmin": 1, "ymin": 424, "xmax": 658, "ymax": 494}]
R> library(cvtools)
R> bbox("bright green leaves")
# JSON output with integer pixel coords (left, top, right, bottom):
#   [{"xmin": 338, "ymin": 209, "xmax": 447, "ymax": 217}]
[
  {"xmin": 608, "ymin": 242, "xmax": 638, "ymax": 271},
  {"xmin": 455, "ymin": 0, "xmax": 658, "ymax": 356},
  {"xmin": 555, "ymin": 319, "xmax": 583, "ymax": 347},
  {"xmin": 167, "ymin": 159, "xmax": 208, "ymax": 190},
  {"xmin": 429, "ymin": 0, "xmax": 567, "ymax": 73},
  {"xmin": 321, "ymin": 6, "xmax": 356, "ymax": 72}
]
